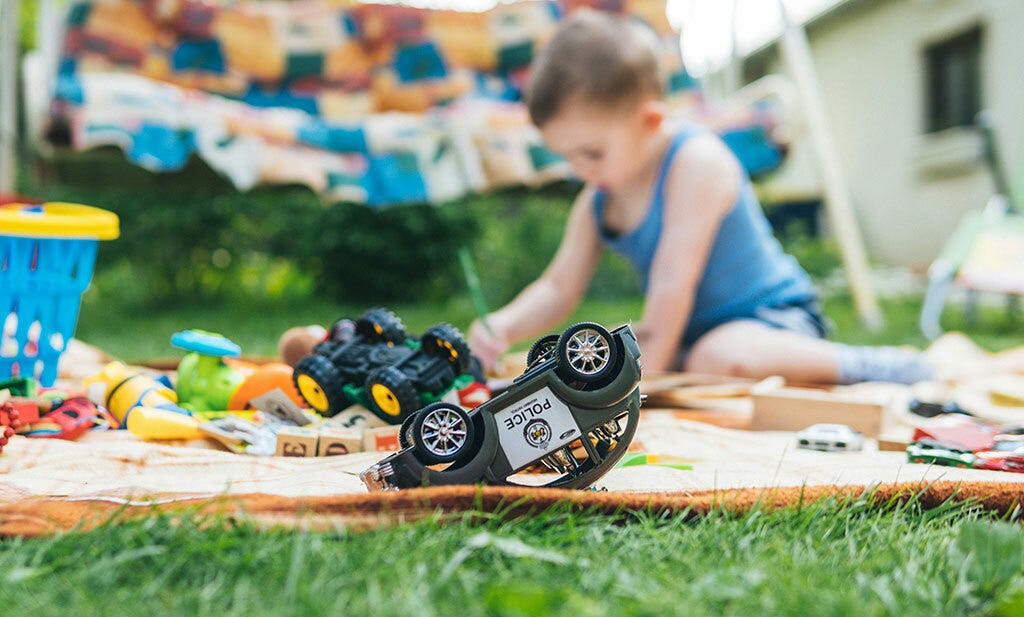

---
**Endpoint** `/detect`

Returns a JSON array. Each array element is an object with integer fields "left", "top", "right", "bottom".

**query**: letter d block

[
  {"left": 275, "top": 426, "right": 319, "bottom": 457},
  {"left": 317, "top": 427, "right": 364, "bottom": 456}
]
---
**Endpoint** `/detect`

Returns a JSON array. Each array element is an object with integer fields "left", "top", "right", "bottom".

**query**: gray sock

[{"left": 836, "top": 344, "right": 933, "bottom": 385}]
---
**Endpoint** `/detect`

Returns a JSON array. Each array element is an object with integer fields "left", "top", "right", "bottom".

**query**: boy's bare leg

[
  {"left": 684, "top": 320, "right": 843, "bottom": 384},
  {"left": 685, "top": 320, "right": 932, "bottom": 385}
]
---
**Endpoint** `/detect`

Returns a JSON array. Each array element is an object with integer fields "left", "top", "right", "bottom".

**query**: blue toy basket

[{"left": 0, "top": 202, "right": 119, "bottom": 386}]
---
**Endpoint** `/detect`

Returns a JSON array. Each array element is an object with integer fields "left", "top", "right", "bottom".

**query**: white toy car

[{"left": 796, "top": 423, "right": 864, "bottom": 452}]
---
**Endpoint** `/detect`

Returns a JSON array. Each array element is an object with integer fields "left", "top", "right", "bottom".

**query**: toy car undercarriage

[
  {"left": 292, "top": 308, "right": 471, "bottom": 422},
  {"left": 360, "top": 322, "right": 643, "bottom": 491}
]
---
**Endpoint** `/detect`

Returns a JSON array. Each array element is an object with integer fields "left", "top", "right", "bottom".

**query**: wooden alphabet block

[
  {"left": 317, "top": 427, "right": 364, "bottom": 456},
  {"left": 322, "top": 405, "right": 389, "bottom": 430},
  {"left": 362, "top": 425, "right": 402, "bottom": 453},
  {"left": 275, "top": 426, "right": 318, "bottom": 457}
]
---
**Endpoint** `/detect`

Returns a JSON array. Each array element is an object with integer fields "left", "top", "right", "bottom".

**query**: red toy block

[{"left": 0, "top": 399, "right": 40, "bottom": 425}]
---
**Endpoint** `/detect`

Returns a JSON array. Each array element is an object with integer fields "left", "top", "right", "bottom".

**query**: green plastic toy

[{"left": 172, "top": 330, "right": 245, "bottom": 412}]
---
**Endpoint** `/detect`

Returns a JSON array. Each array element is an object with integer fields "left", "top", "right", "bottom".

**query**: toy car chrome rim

[
  {"left": 563, "top": 328, "right": 611, "bottom": 376},
  {"left": 296, "top": 374, "right": 329, "bottom": 412},
  {"left": 370, "top": 383, "right": 403, "bottom": 417},
  {"left": 418, "top": 406, "right": 469, "bottom": 457}
]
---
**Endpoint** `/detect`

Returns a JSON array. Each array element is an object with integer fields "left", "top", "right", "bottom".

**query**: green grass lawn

[
  {"left": 75, "top": 292, "right": 647, "bottom": 362},
  {"left": 3, "top": 496, "right": 1024, "bottom": 617},
  {"left": 75, "top": 287, "right": 1024, "bottom": 363}
]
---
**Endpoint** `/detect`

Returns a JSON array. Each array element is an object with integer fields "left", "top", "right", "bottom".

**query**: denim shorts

[
  {"left": 750, "top": 299, "right": 830, "bottom": 339},
  {"left": 675, "top": 300, "right": 830, "bottom": 369}
]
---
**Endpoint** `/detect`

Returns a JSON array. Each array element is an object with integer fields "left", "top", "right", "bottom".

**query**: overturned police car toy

[{"left": 360, "top": 322, "right": 643, "bottom": 491}]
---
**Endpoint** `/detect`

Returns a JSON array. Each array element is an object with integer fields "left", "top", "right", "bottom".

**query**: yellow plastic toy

[
  {"left": 83, "top": 361, "right": 188, "bottom": 424},
  {"left": 0, "top": 202, "right": 120, "bottom": 239},
  {"left": 125, "top": 406, "right": 203, "bottom": 440}
]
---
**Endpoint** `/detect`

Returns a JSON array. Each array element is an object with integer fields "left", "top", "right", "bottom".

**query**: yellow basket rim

[{"left": 0, "top": 202, "right": 120, "bottom": 240}]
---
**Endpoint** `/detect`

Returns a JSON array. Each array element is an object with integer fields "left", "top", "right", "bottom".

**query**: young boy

[{"left": 467, "top": 10, "right": 931, "bottom": 384}]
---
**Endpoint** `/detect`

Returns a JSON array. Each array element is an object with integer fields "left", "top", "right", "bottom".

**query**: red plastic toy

[
  {"left": 0, "top": 401, "right": 22, "bottom": 454},
  {"left": 911, "top": 414, "right": 998, "bottom": 452},
  {"left": 975, "top": 451, "right": 1024, "bottom": 473}
]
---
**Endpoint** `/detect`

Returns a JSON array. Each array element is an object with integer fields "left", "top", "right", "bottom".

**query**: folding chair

[{"left": 920, "top": 113, "right": 1024, "bottom": 339}]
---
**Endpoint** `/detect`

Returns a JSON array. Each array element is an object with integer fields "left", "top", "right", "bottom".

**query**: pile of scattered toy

[
  {"left": 793, "top": 399, "right": 1024, "bottom": 474},
  {"left": 903, "top": 401, "right": 1024, "bottom": 472},
  {"left": 0, "top": 376, "right": 115, "bottom": 444},
  {"left": 0, "top": 309, "right": 646, "bottom": 492}
]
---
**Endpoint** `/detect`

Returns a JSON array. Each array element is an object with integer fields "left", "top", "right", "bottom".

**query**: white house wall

[{"left": 759, "top": 0, "right": 1024, "bottom": 267}]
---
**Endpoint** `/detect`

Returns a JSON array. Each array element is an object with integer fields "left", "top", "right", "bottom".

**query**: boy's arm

[
  {"left": 470, "top": 189, "right": 604, "bottom": 368},
  {"left": 637, "top": 133, "right": 742, "bottom": 372}
]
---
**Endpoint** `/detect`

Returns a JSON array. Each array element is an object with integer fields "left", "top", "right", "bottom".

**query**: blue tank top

[{"left": 593, "top": 127, "right": 817, "bottom": 344}]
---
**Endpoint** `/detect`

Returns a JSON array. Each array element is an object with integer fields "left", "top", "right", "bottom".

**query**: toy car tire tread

[
  {"left": 365, "top": 366, "right": 420, "bottom": 421},
  {"left": 355, "top": 308, "right": 407, "bottom": 345},
  {"left": 527, "top": 334, "right": 560, "bottom": 367},
  {"left": 422, "top": 324, "right": 472, "bottom": 373},
  {"left": 399, "top": 411, "right": 419, "bottom": 449},
  {"left": 292, "top": 354, "right": 347, "bottom": 416}
]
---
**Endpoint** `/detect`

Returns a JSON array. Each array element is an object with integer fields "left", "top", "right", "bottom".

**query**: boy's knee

[
  {"left": 684, "top": 332, "right": 753, "bottom": 378},
  {"left": 279, "top": 325, "right": 326, "bottom": 367}
]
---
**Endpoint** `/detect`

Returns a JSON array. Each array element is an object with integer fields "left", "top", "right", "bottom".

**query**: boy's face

[{"left": 539, "top": 98, "right": 661, "bottom": 192}]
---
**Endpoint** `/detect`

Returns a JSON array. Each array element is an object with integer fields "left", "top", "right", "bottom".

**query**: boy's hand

[{"left": 468, "top": 318, "right": 509, "bottom": 374}]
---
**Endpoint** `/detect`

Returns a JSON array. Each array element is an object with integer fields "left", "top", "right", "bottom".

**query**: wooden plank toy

[{"left": 751, "top": 386, "right": 885, "bottom": 437}]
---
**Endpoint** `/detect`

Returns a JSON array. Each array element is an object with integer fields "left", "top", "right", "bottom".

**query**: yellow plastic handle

[{"left": 0, "top": 202, "right": 120, "bottom": 240}]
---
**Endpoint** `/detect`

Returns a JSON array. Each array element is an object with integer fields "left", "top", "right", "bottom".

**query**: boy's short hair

[{"left": 526, "top": 10, "right": 665, "bottom": 127}]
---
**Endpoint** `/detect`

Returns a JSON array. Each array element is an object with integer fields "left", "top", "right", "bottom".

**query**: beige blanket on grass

[{"left": 3, "top": 332, "right": 1024, "bottom": 506}]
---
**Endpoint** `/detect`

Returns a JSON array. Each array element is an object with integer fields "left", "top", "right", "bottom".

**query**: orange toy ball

[{"left": 228, "top": 363, "right": 307, "bottom": 410}]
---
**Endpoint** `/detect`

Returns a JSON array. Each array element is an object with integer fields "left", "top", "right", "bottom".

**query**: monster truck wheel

[
  {"left": 411, "top": 402, "right": 476, "bottom": 465},
  {"left": 421, "top": 324, "right": 472, "bottom": 373},
  {"left": 355, "top": 308, "right": 407, "bottom": 345},
  {"left": 365, "top": 366, "right": 420, "bottom": 422},
  {"left": 292, "top": 354, "right": 347, "bottom": 416},
  {"left": 556, "top": 322, "right": 619, "bottom": 385},
  {"left": 526, "top": 334, "right": 559, "bottom": 367}
]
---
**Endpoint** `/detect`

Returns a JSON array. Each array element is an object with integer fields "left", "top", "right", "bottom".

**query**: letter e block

[{"left": 275, "top": 426, "right": 318, "bottom": 457}]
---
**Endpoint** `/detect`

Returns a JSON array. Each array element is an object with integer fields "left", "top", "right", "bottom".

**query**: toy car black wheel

[
  {"left": 365, "top": 366, "right": 420, "bottom": 422},
  {"left": 421, "top": 324, "right": 472, "bottom": 373},
  {"left": 293, "top": 354, "right": 347, "bottom": 416},
  {"left": 355, "top": 308, "right": 407, "bottom": 345},
  {"left": 399, "top": 410, "right": 419, "bottom": 449},
  {"left": 556, "top": 322, "right": 619, "bottom": 385},
  {"left": 411, "top": 402, "right": 476, "bottom": 465},
  {"left": 527, "top": 334, "right": 559, "bottom": 367}
]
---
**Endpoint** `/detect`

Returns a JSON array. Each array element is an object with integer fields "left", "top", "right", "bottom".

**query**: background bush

[{"left": 23, "top": 151, "right": 834, "bottom": 312}]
